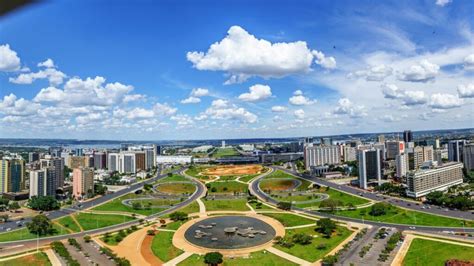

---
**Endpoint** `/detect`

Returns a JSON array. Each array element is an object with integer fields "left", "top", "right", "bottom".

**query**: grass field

[
  {"left": 178, "top": 251, "right": 298, "bottom": 266},
  {"left": 156, "top": 183, "right": 196, "bottom": 194},
  {"left": 211, "top": 147, "right": 239, "bottom": 158},
  {"left": 262, "top": 213, "right": 316, "bottom": 227},
  {"left": 249, "top": 201, "right": 274, "bottom": 210},
  {"left": 151, "top": 231, "right": 183, "bottom": 262},
  {"left": 286, "top": 188, "right": 370, "bottom": 208},
  {"left": 333, "top": 205, "right": 473, "bottom": 227},
  {"left": 203, "top": 198, "right": 250, "bottom": 211},
  {"left": 0, "top": 252, "right": 51, "bottom": 266},
  {"left": 265, "top": 170, "right": 296, "bottom": 179},
  {"left": 0, "top": 224, "right": 66, "bottom": 242},
  {"left": 403, "top": 238, "right": 474, "bottom": 266},
  {"left": 56, "top": 215, "right": 82, "bottom": 232},
  {"left": 91, "top": 193, "right": 167, "bottom": 215},
  {"left": 74, "top": 213, "right": 135, "bottom": 231},
  {"left": 156, "top": 174, "right": 189, "bottom": 183},
  {"left": 275, "top": 225, "right": 353, "bottom": 262},
  {"left": 170, "top": 201, "right": 200, "bottom": 215},
  {"left": 207, "top": 181, "right": 248, "bottom": 194},
  {"left": 239, "top": 173, "right": 263, "bottom": 183}
]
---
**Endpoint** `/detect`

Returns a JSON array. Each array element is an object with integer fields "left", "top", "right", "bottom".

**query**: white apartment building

[
  {"left": 304, "top": 145, "right": 341, "bottom": 170},
  {"left": 156, "top": 155, "right": 192, "bottom": 164},
  {"left": 406, "top": 162, "right": 463, "bottom": 198}
]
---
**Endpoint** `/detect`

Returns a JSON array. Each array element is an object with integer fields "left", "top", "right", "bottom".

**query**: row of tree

[{"left": 425, "top": 191, "right": 473, "bottom": 211}]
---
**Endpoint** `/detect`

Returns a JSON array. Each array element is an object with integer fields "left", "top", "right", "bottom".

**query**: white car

[{"left": 409, "top": 226, "right": 416, "bottom": 230}]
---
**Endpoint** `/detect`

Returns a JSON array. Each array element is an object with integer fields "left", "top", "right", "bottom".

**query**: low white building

[
  {"left": 239, "top": 144, "right": 255, "bottom": 152},
  {"left": 120, "top": 176, "right": 137, "bottom": 184},
  {"left": 156, "top": 155, "right": 192, "bottom": 164},
  {"left": 192, "top": 145, "right": 214, "bottom": 153}
]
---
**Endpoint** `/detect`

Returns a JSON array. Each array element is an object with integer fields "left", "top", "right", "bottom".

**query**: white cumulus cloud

[
  {"left": 0, "top": 44, "right": 21, "bottom": 72},
  {"left": 294, "top": 109, "right": 305, "bottom": 119},
  {"left": 238, "top": 84, "right": 272, "bottom": 102},
  {"left": 381, "top": 84, "right": 427, "bottom": 105},
  {"left": 464, "top": 54, "right": 474, "bottom": 70},
  {"left": 457, "top": 83, "right": 474, "bottom": 98},
  {"left": 397, "top": 60, "right": 439, "bottom": 82},
  {"left": 429, "top": 93, "right": 463, "bottom": 109},
  {"left": 10, "top": 67, "right": 67, "bottom": 86},
  {"left": 348, "top": 64, "right": 393, "bottom": 81},
  {"left": 289, "top": 90, "right": 316, "bottom": 105},
  {"left": 37, "top": 58, "right": 56, "bottom": 68},
  {"left": 271, "top": 105, "right": 288, "bottom": 112},
  {"left": 435, "top": 0, "right": 452, "bottom": 6},
  {"left": 333, "top": 98, "right": 367, "bottom": 118}
]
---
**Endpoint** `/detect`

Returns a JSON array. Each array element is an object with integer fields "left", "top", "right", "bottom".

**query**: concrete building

[
  {"left": 386, "top": 141, "right": 405, "bottom": 160},
  {"left": 304, "top": 145, "right": 340, "bottom": 170},
  {"left": 192, "top": 145, "right": 214, "bottom": 153},
  {"left": 144, "top": 149, "right": 155, "bottom": 170},
  {"left": 377, "top": 135, "right": 385, "bottom": 144},
  {"left": 395, "top": 153, "right": 408, "bottom": 178},
  {"left": 72, "top": 167, "right": 94, "bottom": 199},
  {"left": 260, "top": 153, "right": 303, "bottom": 163},
  {"left": 28, "top": 152, "right": 40, "bottom": 163},
  {"left": 408, "top": 146, "right": 433, "bottom": 170},
  {"left": 67, "top": 156, "right": 86, "bottom": 169},
  {"left": 320, "top": 137, "right": 332, "bottom": 146},
  {"left": 0, "top": 159, "right": 25, "bottom": 194},
  {"left": 463, "top": 144, "right": 474, "bottom": 171},
  {"left": 358, "top": 149, "right": 382, "bottom": 189},
  {"left": 108, "top": 153, "right": 119, "bottom": 172},
  {"left": 156, "top": 155, "right": 192, "bottom": 164},
  {"left": 29, "top": 169, "right": 56, "bottom": 198},
  {"left": 406, "top": 162, "right": 463, "bottom": 198},
  {"left": 403, "top": 130, "right": 413, "bottom": 143},
  {"left": 93, "top": 152, "right": 107, "bottom": 169},
  {"left": 40, "top": 157, "right": 65, "bottom": 188},
  {"left": 448, "top": 140, "right": 466, "bottom": 162},
  {"left": 343, "top": 146, "right": 357, "bottom": 162}
]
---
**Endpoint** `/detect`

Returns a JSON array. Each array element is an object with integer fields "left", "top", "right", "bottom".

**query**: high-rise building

[
  {"left": 377, "top": 134, "right": 385, "bottom": 144},
  {"left": 395, "top": 153, "right": 408, "bottom": 178},
  {"left": 463, "top": 144, "right": 474, "bottom": 171},
  {"left": 120, "top": 152, "right": 136, "bottom": 173},
  {"left": 72, "top": 167, "right": 94, "bottom": 199},
  {"left": 403, "top": 130, "right": 413, "bottom": 143},
  {"left": 448, "top": 140, "right": 466, "bottom": 162},
  {"left": 0, "top": 159, "right": 25, "bottom": 193},
  {"left": 29, "top": 169, "right": 56, "bottom": 198},
  {"left": 406, "top": 162, "right": 463, "bottom": 198},
  {"left": 304, "top": 145, "right": 340, "bottom": 170},
  {"left": 93, "top": 152, "right": 107, "bottom": 169},
  {"left": 221, "top": 140, "right": 226, "bottom": 148},
  {"left": 434, "top": 138, "right": 440, "bottom": 149},
  {"left": 74, "top": 148, "right": 83, "bottom": 156},
  {"left": 358, "top": 149, "right": 382, "bottom": 189},
  {"left": 135, "top": 152, "right": 146, "bottom": 171},
  {"left": 145, "top": 149, "right": 155, "bottom": 170},
  {"left": 28, "top": 152, "right": 40, "bottom": 163},
  {"left": 343, "top": 146, "right": 357, "bottom": 162},
  {"left": 40, "top": 157, "right": 65, "bottom": 188},
  {"left": 320, "top": 137, "right": 332, "bottom": 146},
  {"left": 386, "top": 141, "right": 405, "bottom": 160},
  {"left": 108, "top": 153, "right": 119, "bottom": 172}
]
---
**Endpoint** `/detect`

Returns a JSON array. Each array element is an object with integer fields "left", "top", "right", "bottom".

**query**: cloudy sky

[{"left": 0, "top": 0, "right": 473, "bottom": 140}]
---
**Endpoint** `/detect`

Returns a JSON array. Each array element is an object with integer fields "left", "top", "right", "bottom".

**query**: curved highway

[
  {"left": 0, "top": 166, "right": 207, "bottom": 252},
  {"left": 249, "top": 166, "right": 474, "bottom": 233}
]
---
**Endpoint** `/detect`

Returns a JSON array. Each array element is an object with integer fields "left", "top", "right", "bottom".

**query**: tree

[
  {"left": 169, "top": 211, "right": 188, "bottom": 221},
  {"left": 204, "top": 252, "right": 223, "bottom": 266},
  {"left": 28, "top": 196, "right": 59, "bottom": 211},
  {"left": 95, "top": 183, "right": 108, "bottom": 195},
  {"left": 277, "top": 201, "right": 292, "bottom": 211},
  {"left": 27, "top": 214, "right": 53, "bottom": 236},
  {"left": 147, "top": 230, "right": 155, "bottom": 235},
  {"left": 292, "top": 233, "right": 312, "bottom": 245},
  {"left": 316, "top": 218, "right": 336, "bottom": 238},
  {"left": 369, "top": 202, "right": 390, "bottom": 216},
  {"left": 319, "top": 199, "right": 343, "bottom": 212},
  {"left": 83, "top": 235, "right": 91, "bottom": 243},
  {"left": 132, "top": 202, "right": 142, "bottom": 210},
  {"left": 321, "top": 255, "right": 338, "bottom": 265},
  {"left": 0, "top": 214, "right": 9, "bottom": 222},
  {"left": 8, "top": 201, "right": 20, "bottom": 212}
]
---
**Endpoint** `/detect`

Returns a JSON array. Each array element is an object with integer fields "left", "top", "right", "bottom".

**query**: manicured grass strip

[
  {"left": 207, "top": 181, "right": 248, "bottom": 194},
  {"left": 203, "top": 198, "right": 250, "bottom": 211},
  {"left": 403, "top": 238, "right": 474, "bottom": 266},
  {"left": 0, "top": 252, "right": 51, "bottom": 266},
  {"left": 74, "top": 213, "right": 135, "bottom": 231},
  {"left": 265, "top": 169, "right": 296, "bottom": 179},
  {"left": 156, "top": 183, "right": 196, "bottom": 194},
  {"left": 250, "top": 201, "right": 274, "bottom": 210},
  {"left": 151, "top": 231, "right": 183, "bottom": 262},
  {"left": 332, "top": 205, "right": 474, "bottom": 228},
  {"left": 171, "top": 201, "right": 200, "bottom": 215},
  {"left": 211, "top": 147, "right": 240, "bottom": 158},
  {"left": 0, "top": 224, "right": 66, "bottom": 242},
  {"left": 239, "top": 173, "right": 262, "bottom": 183},
  {"left": 156, "top": 174, "right": 188, "bottom": 183},
  {"left": 177, "top": 251, "right": 298, "bottom": 265},
  {"left": 262, "top": 213, "right": 316, "bottom": 227},
  {"left": 56, "top": 215, "right": 82, "bottom": 233},
  {"left": 275, "top": 225, "right": 352, "bottom": 262},
  {"left": 92, "top": 193, "right": 167, "bottom": 215}
]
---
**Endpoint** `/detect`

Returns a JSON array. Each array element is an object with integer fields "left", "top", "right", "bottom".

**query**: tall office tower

[
  {"left": 463, "top": 144, "right": 474, "bottom": 171},
  {"left": 48, "top": 147, "right": 62, "bottom": 157},
  {"left": 120, "top": 152, "right": 136, "bottom": 173},
  {"left": 304, "top": 137, "right": 314, "bottom": 146},
  {"left": 93, "top": 152, "right": 107, "bottom": 169},
  {"left": 411, "top": 146, "right": 424, "bottom": 170},
  {"left": 304, "top": 145, "right": 341, "bottom": 170},
  {"left": 108, "top": 153, "right": 119, "bottom": 172},
  {"left": 395, "top": 153, "right": 408, "bottom": 178},
  {"left": 448, "top": 140, "right": 466, "bottom": 162},
  {"left": 386, "top": 141, "right": 405, "bottom": 160},
  {"left": 434, "top": 138, "right": 440, "bottom": 149},
  {"left": 358, "top": 149, "right": 382, "bottom": 189},
  {"left": 405, "top": 142, "right": 415, "bottom": 150},
  {"left": 423, "top": 145, "right": 434, "bottom": 162},
  {"left": 84, "top": 154, "right": 94, "bottom": 168},
  {"left": 29, "top": 169, "right": 56, "bottom": 198},
  {"left": 40, "top": 157, "right": 65, "bottom": 188},
  {"left": 145, "top": 149, "right": 155, "bottom": 170},
  {"left": 377, "top": 134, "right": 385, "bottom": 143},
  {"left": 406, "top": 162, "right": 463, "bottom": 198},
  {"left": 74, "top": 148, "right": 83, "bottom": 156},
  {"left": 155, "top": 145, "right": 161, "bottom": 156},
  {"left": 343, "top": 146, "right": 357, "bottom": 162},
  {"left": 403, "top": 130, "right": 413, "bottom": 143},
  {"left": 68, "top": 156, "right": 86, "bottom": 169},
  {"left": 373, "top": 143, "right": 387, "bottom": 160},
  {"left": 320, "top": 137, "right": 332, "bottom": 146},
  {"left": 0, "top": 159, "right": 25, "bottom": 193},
  {"left": 135, "top": 152, "right": 146, "bottom": 171},
  {"left": 221, "top": 140, "right": 226, "bottom": 148},
  {"left": 72, "top": 167, "right": 94, "bottom": 199},
  {"left": 121, "top": 143, "right": 131, "bottom": 151},
  {"left": 28, "top": 152, "right": 40, "bottom": 163}
]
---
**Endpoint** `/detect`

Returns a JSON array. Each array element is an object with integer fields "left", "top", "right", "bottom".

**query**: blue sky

[{"left": 0, "top": 0, "right": 473, "bottom": 140}]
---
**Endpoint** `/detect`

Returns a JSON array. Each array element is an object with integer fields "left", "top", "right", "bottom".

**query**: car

[
  {"left": 409, "top": 226, "right": 416, "bottom": 230},
  {"left": 6, "top": 228, "right": 11, "bottom": 232},
  {"left": 407, "top": 203, "right": 411, "bottom": 206}
]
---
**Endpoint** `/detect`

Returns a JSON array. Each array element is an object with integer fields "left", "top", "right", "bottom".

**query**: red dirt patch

[
  {"left": 203, "top": 164, "right": 263, "bottom": 176},
  {"left": 140, "top": 233, "right": 163, "bottom": 265}
]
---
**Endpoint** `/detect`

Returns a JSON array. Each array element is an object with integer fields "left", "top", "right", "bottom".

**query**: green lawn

[
  {"left": 262, "top": 213, "right": 316, "bottom": 227},
  {"left": 249, "top": 201, "right": 274, "bottom": 210},
  {"left": 167, "top": 201, "right": 200, "bottom": 216},
  {"left": 239, "top": 173, "right": 263, "bottom": 183},
  {"left": 207, "top": 181, "right": 248, "bottom": 194},
  {"left": 165, "top": 220, "right": 187, "bottom": 230},
  {"left": 0, "top": 252, "right": 51, "bottom": 266},
  {"left": 56, "top": 215, "right": 82, "bottom": 232},
  {"left": 211, "top": 147, "right": 239, "bottom": 158},
  {"left": 275, "top": 225, "right": 353, "bottom": 262},
  {"left": 265, "top": 169, "right": 296, "bottom": 179},
  {"left": 289, "top": 188, "right": 369, "bottom": 208},
  {"left": 156, "top": 174, "right": 189, "bottom": 183},
  {"left": 203, "top": 198, "right": 250, "bottom": 211},
  {"left": 0, "top": 224, "right": 66, "bottom": 242},
  {"left": 156, "top": 183, "right": 196, "bottom": 194},
  {"left": 185, "top": 166, "right": 210, "bottom": 179},
  {"left": 403, "top": 238, "right": 474, "bottom": 266},
  {"left": 178, "top": 251, "right": 298, "bottom": 266},
  {"left": 332, "top": 205, "right": 474, "bottom": 227},
  {"left": 151, "top": 231, "right": 183, "bottom": 262},
  {"left": 91, "top": 193, "right": 167, "bottom": 215},
  {"left": 74, "top": 213, "right": 135, "bottom": 231}
]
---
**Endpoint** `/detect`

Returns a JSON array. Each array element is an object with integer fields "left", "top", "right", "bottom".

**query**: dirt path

[
  {"left": 106, "top": 226, "right": 154, "bottom": 266},
  {"left": 70, "top": 214, "right": 84, "bottom": 232},
  {"left": 266, "top": 246, "right": 312, "bottom": 266},
  {"left": 141, "top": 234, "right": 162, "bottom": 266}
]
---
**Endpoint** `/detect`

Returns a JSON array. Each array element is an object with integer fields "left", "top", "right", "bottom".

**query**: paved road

[
  {"left": 0, "top": 166, "right": 207, "bottom": 252},
  {"left": 276, "top": 167, "right": 474, "bottom": 221},
  {"left": 249, "top": 166, "right": 474, "bottom": 233}
]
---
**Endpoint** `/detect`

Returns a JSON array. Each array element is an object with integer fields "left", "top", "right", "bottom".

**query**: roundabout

[{"left": 173, "top": 214, "right": 285, "bottom": 255}]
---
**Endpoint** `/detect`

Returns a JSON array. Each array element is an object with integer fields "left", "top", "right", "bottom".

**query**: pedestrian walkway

[
  {"left": 45, "top": 249, "right": 62, "bottom": 266},
  {"left": 70, "top": 214, "right": 84, "bottom": 232},
  {"left": 266, "top": 247, "right": 312, "bottom": 266},
  {"left": 163, "top": 251, "right": 193, "bottom": 266}
]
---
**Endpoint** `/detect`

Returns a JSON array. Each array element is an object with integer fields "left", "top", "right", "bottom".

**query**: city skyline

[{"left": 1, "top": 0, "right": 474, "bottom": 141}]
